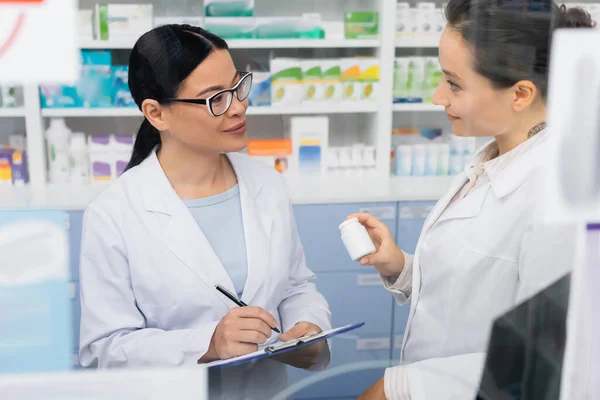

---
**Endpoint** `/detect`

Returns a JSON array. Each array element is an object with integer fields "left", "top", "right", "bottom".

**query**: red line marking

[{"left": 0, "top": 13, "right": 26, "bottom": 60}]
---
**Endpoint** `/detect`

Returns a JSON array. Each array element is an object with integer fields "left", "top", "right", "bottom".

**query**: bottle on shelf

[
  {"left": 70, "top": 133, "right": 90, "bottom": 184},
  {"left": 46, "top": 118, "right": 72, "bottom": 184}
]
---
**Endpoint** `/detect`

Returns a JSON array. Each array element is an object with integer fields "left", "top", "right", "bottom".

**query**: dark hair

[
  {"left": 125, "top": 24, "right": 228, "bottom": 171},
  {"left": 444, "top": 0, "right": 593, "bottom": 99}
]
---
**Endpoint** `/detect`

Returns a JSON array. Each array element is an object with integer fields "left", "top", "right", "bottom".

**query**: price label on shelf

[{"left": 0, "top": 0, "right": 78, "bottom": 83}]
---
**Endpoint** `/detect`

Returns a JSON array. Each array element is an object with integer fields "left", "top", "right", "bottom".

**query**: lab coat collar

[
  {"left": 429, "top": 131, "right": 548, "bottom": 228},
  {"left": 140, "top": 150, "right": 263, "bottom": 214},
  {"left": 137, "top": 150, "right": 271, "bottom": 305},
  {"left": 487, "top": 131, "right": 548, "bottom": 199}
]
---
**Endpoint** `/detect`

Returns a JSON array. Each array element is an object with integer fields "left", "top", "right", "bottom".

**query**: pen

[{"left": 215, "top": 284, "right": 281, "bottom": 333}]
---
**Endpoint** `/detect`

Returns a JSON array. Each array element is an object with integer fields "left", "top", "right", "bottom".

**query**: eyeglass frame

[{"left": 163, "top": 71, "right": 253, "bottom": 117}]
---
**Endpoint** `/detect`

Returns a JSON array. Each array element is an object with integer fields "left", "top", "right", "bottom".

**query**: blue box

[
  {"left": 111, "top": 65, "right": 135, "bottom": 107},
  {"left": 39, "top": 85, "right": 84, "bottom": 108},
  {"left": 78, "top": 50, "right": 113, "bottom": 108},
  {"left": 248, "top": 72, "right": 271, "bottom": 107}
]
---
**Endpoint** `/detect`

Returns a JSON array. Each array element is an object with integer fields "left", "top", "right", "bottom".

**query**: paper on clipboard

[{"left": 203, "top": 322, "right": 364, "bottom": 369}]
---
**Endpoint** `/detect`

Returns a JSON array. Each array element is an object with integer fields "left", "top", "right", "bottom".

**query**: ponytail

[{"left": 125, "top": 118, "right": 161, "bottom": 171}]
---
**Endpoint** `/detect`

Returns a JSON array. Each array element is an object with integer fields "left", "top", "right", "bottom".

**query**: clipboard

[{"left": 204, "top": 322, "right": 365, "bottom": 369}]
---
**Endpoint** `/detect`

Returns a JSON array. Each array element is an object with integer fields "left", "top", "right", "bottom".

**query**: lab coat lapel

[
  {"left": 421, "top": 173, "right": 468, "bottom": 234},
  {"left": 227, "top": 153, "right": 272, "bottom": 305},
  {"left": 140, "top": 152, "right": 235, "bottom": 309},
  {"left": 164, "top": 202, "right": 237, "bottom": 301},
  {"left": 239, "top": 184, "right": 272, "bottom": 304}
]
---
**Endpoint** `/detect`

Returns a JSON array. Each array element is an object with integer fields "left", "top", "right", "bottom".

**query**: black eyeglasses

[{"left": 164, "top": 71, "right": 253, "bottom": 116}]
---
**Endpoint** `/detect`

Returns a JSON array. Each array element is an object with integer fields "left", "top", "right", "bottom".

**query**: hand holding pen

[{"left": 200, "top": 285, "right": 281, "bottom": 362}]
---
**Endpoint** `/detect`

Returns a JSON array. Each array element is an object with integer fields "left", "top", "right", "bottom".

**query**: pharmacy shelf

[
  {"left": 0, "top": 108, "right": 26, "bottom": 118},
  {"left": 230, "top": 38, "right": 381, "bottom": 49},
  {"left": 79, "top": 38, "right": 381, "bottom": 50},
  {"left": 248, "top": 103, "right": 379, "bottom": 115},
  {"left": 41, "top": 104, "right": 380, "bottom": 118},
  {"left": 0, "top": 176, "right": 455, "bottom": 210},
  {"left": 41, "top": 108, "right": 141, "bottom": 118},
  {"left": 395, "top": 35, "right": 440, "bottom": 48},
  {"left": 392, "top": 104, "right": 445, "bottom": 112}
]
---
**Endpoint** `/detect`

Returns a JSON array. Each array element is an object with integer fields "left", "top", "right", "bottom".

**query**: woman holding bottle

[{"left": 355, "top": 0, "right": 591, "bottom": 398}]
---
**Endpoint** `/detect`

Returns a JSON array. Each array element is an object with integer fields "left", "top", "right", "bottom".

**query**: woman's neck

[
  {"left": 157, "top": 143, "right": 237, "bottom": 200},
  {"left": 494, "top": 108, "right": 547, "bottom": 156}
]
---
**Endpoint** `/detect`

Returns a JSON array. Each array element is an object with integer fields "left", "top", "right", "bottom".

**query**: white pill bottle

[{"left": 339, "top": 218, "right": 376, "bottom": 261}]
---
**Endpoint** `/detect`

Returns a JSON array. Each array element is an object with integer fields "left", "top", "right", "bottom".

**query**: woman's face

[
  {"left": 432, "top": 26, "right": 515, "bottom": 137},
  {"left": 164, "top": 49, "right": 249, "bottom": 154}
]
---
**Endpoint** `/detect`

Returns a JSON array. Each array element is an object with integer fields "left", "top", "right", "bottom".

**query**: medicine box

[
  {"left": 205, "top": 0, "right": 254, "bottom": 17},
  {"left": 203, "top": 17, "right": 256, "bottom": 39},
  {"left": 290, "top": 116, "right": 329, "bottom": 176},
  {"left": 416, "top": 3, "right": 436, "bottom": 35},
  {"left": 95, "top": 4, "right": 154, "bottom": 41},
  {"left": 247, "top": 71, "right": 271, "bottom": 107},
  {"left": 79, "top": 50, "right": 113, "bottom": 108},
  {"left": 344, "top": 12, "right": 379, "bottom": 39},
  {"left": 247, "top": 139, "right": 292, "bottom": 176},
  {"left": 270, "top": 58, "right": 303, "bottom": 106}
]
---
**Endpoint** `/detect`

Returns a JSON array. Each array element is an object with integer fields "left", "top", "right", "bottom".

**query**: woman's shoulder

[{"left": 84, "top": 167, "right": 142, "bottom": 218}]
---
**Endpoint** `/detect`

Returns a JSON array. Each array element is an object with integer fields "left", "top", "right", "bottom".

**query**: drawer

[
  {"left": 315, "top": 272, "right": 394, "bottom": 335},
  {"left": 68, "top": 211, "right": 84, "bottom": 281},
  {"left": 288, "top": 332, "right": 392, "bottom": 399},
  {"left": 396, "top": 201, "right": 435, "bottom": 253},
  {"left": 294, "top": 203, "right": 397, "bottom": 273}
]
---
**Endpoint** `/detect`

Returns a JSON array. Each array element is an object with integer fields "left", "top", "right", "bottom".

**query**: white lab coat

[
  {"left": 384, "top": 134, "right": 577, "bottom": 398},
  {"left": 78, "top": 151, "right": 332, "bottom": 399}
]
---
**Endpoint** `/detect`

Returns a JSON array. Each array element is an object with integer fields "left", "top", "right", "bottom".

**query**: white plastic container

[
  {"left": 46, "top": 118, "right": 72, "bottom": 183},
  {"left": 112, "top": 135, "right": 134, "bottom": 178},
  {"left": 363, "top": 145, "right": 377, "bottom": 176},
  {"left": 338, "top": 146, "right": 352, "bottom": 176},
  {"left": 412, "top": 144, "right": 426, "bottom": 176},
  {"left": 327, "top": 147, "right": 340, "bottom": 177},
  {"left": 394, "top": 145, "right": 412, "bottom": 176},
  {"left": 424, "top": 144, "right": 439, "bottom": 176},
  {"left": 437, "top": 143, "right": 450, "bottom": 175},
  {"left": 339, "top": 218, "right": 376, "bottom": 261},
  {"left": 88, "top": 136, "right": 113, "bottom": 182},
  {"left": 351, "top": 144, "right": 365, "bottom": 176},
  {"left": 69, "top": 133, "right": 89, "bottom": 184}
]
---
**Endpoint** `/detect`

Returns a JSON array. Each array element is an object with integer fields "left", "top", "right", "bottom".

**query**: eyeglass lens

[{"left": 210, "top": 74, "right": 253, "bottom": 116}]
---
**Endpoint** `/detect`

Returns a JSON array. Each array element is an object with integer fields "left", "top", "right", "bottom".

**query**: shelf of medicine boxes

[
  {"left": 0, "top": 176, "right": 455, "bottom": 210},
  {"left": 392, "top": 104, "right": 444, "bottom": 112},
  {"left": 40, "top": 103, "right": 381, "bottom": 118},
  {"left": 79, "top": 38, "right": 381, "bottom": 50},
  {"left": 395, "top": 35, "right": 440, "bottom": 48},
  {"left": 0, "top": 108, "right": 26, "bottom": 118}
]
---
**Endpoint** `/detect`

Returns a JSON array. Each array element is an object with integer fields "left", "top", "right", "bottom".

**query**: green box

[{"left": 344, "top": 12, "right": 379, "bottom": 39}]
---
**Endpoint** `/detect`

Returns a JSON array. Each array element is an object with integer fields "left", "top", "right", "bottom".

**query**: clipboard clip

[{"left": 264, "top": 330, "right": 324, "bottom": 354}]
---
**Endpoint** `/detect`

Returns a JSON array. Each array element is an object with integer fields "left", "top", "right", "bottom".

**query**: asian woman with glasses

[{"left": 78, "top": 25, "right": 331, "bottom": 399}]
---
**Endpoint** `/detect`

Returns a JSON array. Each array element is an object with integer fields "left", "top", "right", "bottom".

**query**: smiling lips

[
  {"left": 446, "top": 112, "right": 460, "bottom": 121},
  {"left": 224, "top": 121, "right": 246, "bottom": 135}
]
